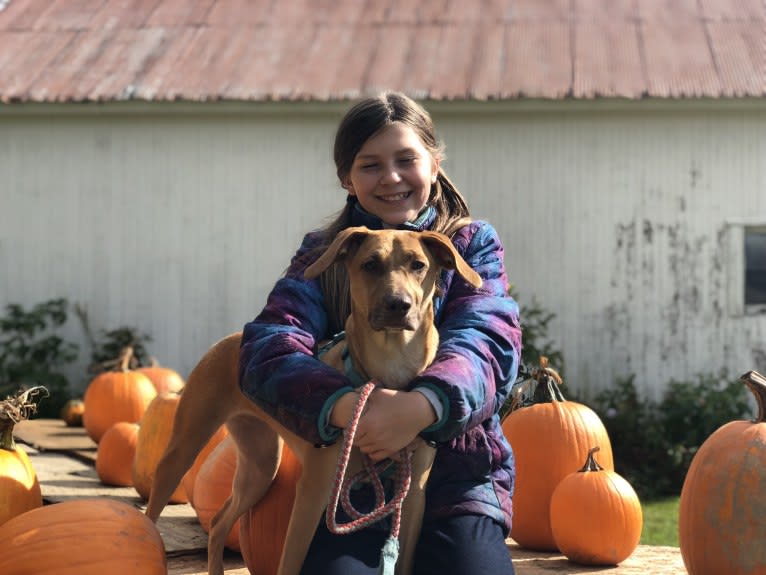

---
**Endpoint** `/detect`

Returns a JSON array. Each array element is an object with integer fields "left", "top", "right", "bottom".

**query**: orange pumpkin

[
  {"left": 679, "top": 370, "right": 766, "bottom": 575},
  {"left": 137, "top": 359, "right": 185, "bottom": 394},
  {"left": 240, "top": 444, "right": 302, "bottom": 575},
  {"left": 193, "top": 435, "right": 241, "bottom": 551},
  {"left": 550, "top": 446, "right": 642, "bottom": 565},
  {"left": 96, "top": 421, "right": 140, "bottom": 487},
  {"left": 502, "top": 357, "right": 614, "bottom": 551},
  {"left": 0, "top": 388, "right": 45, "bottom": 526},
  {"left": 132, "top": 392, "right": 187, "bottom": 503},
  {"left": 182, "top": 424, "right": 229, "bottom": 508},
  {"left": 59, "top": 398, "right": 85, "bottom": 427},
  {"left": 0, "top": 498, "right": 166, "bottom": 575},
  {"left": 83, "top": 349, "right": 157, "bottom": 444}
]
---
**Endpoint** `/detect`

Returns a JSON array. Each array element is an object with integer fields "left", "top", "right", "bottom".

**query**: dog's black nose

[{"left": 383, "top": 294, "right": 411, "bottom": 316}]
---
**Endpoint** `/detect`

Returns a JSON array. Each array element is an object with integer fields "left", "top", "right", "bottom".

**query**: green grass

[{"left": 640, "top": 497, "right": 680, "bottom": 547}]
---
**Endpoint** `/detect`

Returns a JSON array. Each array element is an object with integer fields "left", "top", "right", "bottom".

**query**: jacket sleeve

[
  {"left": 412, "top": 221, "right": 522, "bottom": 444},
  {"left": 238, "top": 233, "right": 354, "bottom": 445}
]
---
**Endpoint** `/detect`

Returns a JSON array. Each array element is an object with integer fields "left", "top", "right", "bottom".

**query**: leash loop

[{"left": 325, "top": 381, "right": 413, "bottom": 539}]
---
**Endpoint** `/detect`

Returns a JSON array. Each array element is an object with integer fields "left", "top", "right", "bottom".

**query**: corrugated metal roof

[{"left": 0, "top": 0, "right": 763, "bottom": 103}]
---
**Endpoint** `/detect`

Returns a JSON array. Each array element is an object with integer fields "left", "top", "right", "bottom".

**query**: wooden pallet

[{"left": 13, "top": 419, "right": 687, "bottom": 575}]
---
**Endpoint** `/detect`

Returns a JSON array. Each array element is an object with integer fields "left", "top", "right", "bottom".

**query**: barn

[{"left": 1, "top": 0, "right": 764, "bottom": 398}]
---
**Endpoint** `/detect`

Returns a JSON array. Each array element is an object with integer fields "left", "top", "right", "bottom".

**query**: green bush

[
  {"left": 588, "top": 371, "right": 753, "bottom": 499},
  {"left": 0, "top": 298, "right": 79, "bottom": 418}
]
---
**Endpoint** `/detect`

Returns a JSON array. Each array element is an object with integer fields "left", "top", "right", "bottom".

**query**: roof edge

[{"left": 0, "top": 97, "right": 764, "bottom": 117}]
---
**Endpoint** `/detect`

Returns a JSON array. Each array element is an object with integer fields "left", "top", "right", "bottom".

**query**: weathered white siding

[{"left": 1, "top": 101, "right": 765, "bottom": 398}]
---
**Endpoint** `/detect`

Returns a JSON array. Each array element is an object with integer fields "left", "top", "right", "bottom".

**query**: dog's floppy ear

[
  {"left": 304, "top": 226, "right": 371, "bottom": 280},
  {"left": 420, "top": 231, "right": 482, "bottom": 289}
]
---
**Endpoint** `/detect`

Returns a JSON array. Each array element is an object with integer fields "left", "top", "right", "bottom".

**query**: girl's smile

[{"left": 345, "top": 123, "right": 439, "bottom": 226}]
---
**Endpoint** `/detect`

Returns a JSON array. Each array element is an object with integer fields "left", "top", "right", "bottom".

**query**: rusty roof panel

[
  {"left": 574, "top": 20, "right": 646, "bottom": 99},
  {"left": 0, "top": 0, "right": 763, "bottom": 103},
  {"left": 466, "top": 23, "right": 506, "bottom": 100},
  {"left": 641, "top": 18, "right": 723, "bottom": 97},
  {"left": 0, "top": 31, "right": 76, "bottom": 101},
  {"left": 399, "top": 24, "right": 443, "bottom": 98},
  {"left": 144, "top": 0, "right": 217, "bottom": 27},
  {"left": 88, "top": 0, "right": 164, "bottom": 30},
  {"left": 707, "top": 21, "right": 764, "bottom": 96},
  {"left": 700, "top": 0, "right": 763, "bottom": 19},
  {"left": 30, "top": 0, "right": 109, "bottom": 31},
  {"left": 0, "top": 0, "right": 51, "bottom": 30},
  {"left": 504, "top": 21, "right": 572, "bottom": 99},
  {"left": 507, "top": 0, "right": 570, "bottom": 21}
]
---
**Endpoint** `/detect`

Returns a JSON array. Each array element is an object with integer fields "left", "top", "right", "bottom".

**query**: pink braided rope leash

[{"left": 325, "top": 381, "right": 413, "bottom": 540}]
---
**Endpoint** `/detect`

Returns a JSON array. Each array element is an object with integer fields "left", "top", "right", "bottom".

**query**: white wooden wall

[{"left": 1, "top": 100, "right": 764, "bottom": 398}]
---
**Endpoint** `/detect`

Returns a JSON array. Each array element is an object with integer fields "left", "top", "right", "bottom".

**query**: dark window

[{"left": 745, "top": 227, "right": 766, "bottom": 305}]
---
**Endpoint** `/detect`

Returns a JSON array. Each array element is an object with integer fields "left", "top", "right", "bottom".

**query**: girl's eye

[
  {"left": 410, "top": 260, "right": 426, "bottom": 271},
  {"left": 398, "top": 157, "right": 416, "bottom": 165},
  {"left": 361, "top": 163, "right": 379, "bottom": 170}
]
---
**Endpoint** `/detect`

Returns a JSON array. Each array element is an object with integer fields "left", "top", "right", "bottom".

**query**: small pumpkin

[
  {"left": 137, "top": 358, "right": 185, "bottom": 394},
  {"left": 501, "top": 357, "right": 614, "bottom": 551},
  {"left": 0, "top": 498, "right": 167, "bottom": 575},
  {"left": 96, "top": 421, "right": 140, "bottom": 487},
  {"left": 193, "top": 435, "right": 240, "bottom": 551},
  {"left": 132, "top": 391, "right": 187, "bottom": 503},
  {"left": 83, "top": 347, "right": 157, "bottom": 444},
  {"left": 550, "top": 446, "right": 642, "bottom": 565},
  {"left": 182, "top": 424, "right": 229, "bottom": 508},
  {"left": 240, "top": 443, "right": 302, "bottom": 575},
  {"left": 679, "top": 370, "right": 766, "bottom": 575},
  {"left": 0, "top": 387, "right": 46, "bottom": 527},
  {"left": 59, "top": 398, "right": 85, "bottom": 427}
]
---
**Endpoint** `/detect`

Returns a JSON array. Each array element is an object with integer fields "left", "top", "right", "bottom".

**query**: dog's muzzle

[{"left": 369, "top": 294, "right": 417, "bottom": 330}]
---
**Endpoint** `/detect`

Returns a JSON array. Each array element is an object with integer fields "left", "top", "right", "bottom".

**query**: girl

[{"left": 239, "top": 91, "right": 521, "bottom": 574}]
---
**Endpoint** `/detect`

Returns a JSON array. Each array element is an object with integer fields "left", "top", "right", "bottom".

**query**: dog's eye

[
  {"left": 362, "top": 260, "right": 381, "bottom": 274},
  {"left": 410, "top": 260, "right": 426, "bottom": 272}
]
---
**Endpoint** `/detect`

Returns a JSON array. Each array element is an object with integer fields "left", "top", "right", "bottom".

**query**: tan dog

[{"left": 145, "top": 226, "right": 482, "bottom": 575}]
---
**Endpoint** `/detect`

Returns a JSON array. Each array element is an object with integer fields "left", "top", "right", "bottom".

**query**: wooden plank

[{"left": 14, "top": 418, "right": 97, "bottom": 463}]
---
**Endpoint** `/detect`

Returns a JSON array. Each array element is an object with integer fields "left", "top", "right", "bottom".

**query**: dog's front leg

[{"left": 396, "top": 444, "right": 436, "bottom": 575}]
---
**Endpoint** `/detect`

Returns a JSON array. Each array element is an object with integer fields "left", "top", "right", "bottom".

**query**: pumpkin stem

[
  {"left": 0, "top": 386, "right": 49, "bottom": 451},
  {"left": 119, "top": 346, "right": 135, "bottom": 371},
  {"left": 579, "top": 446, "right": 605, "bottom": 472},
  {"left": 740, "top": 370, "right": 766, "bottom": 423},
  {"left": 509, "top": 356, "right": 566, "bottom": 412}
]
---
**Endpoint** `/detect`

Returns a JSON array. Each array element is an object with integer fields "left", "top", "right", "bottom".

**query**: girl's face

[{"left": 345, "top": 123, "right": 440, "bottom": 226}]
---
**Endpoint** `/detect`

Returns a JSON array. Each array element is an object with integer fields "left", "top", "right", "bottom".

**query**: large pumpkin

[
  {"left": 0, "top": 498, "right": 166, "bottom": 575},
  {"left": 193, "top": 435, "right": 240, "bottom": 551},
  {"left": 240, "top": 443, "right": 302, "bottom": 575},
  {"left": 132, "top": 391, "right": 187, "bottom": 503},
  {"left": 550, "top": 446, "right": 642, "bottom": 565},
  {"left": 137, "top": 360, "right": 185, "bottom": 395},
  {"left": 679, "top": 370, "right": 766, "bottom": 575},
  {"left": 83, "top": 348, "right": 157, "bottom": 444},
  {"left": 501, "top": 357, "right": 614, "bottom": 551},
  {"left": 96, "top": 421, "right": 140, "bottom": 487},
  {"left": 0, "top": 388, "right": 45, "bottom": 527}
]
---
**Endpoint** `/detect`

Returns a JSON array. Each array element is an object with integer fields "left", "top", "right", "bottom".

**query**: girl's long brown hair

[{"left": 319, "top": 92, "right": 472, "bottom": 334}]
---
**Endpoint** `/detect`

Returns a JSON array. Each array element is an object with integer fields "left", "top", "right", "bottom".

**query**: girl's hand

[{"left": 353, "top": 388, "right": 437, "bottom": 462}]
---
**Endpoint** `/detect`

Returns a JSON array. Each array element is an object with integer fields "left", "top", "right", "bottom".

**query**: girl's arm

[
  {"left": 238, "top": 234, "right": 355, "bottom": 445},
  {"left": 411, "top": 220, "right": 522, "bottom": 443}
]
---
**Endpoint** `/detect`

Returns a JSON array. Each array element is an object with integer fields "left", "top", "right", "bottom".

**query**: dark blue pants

[{"left": 300, "top": 514, "right": 516, "bottom": 575}]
